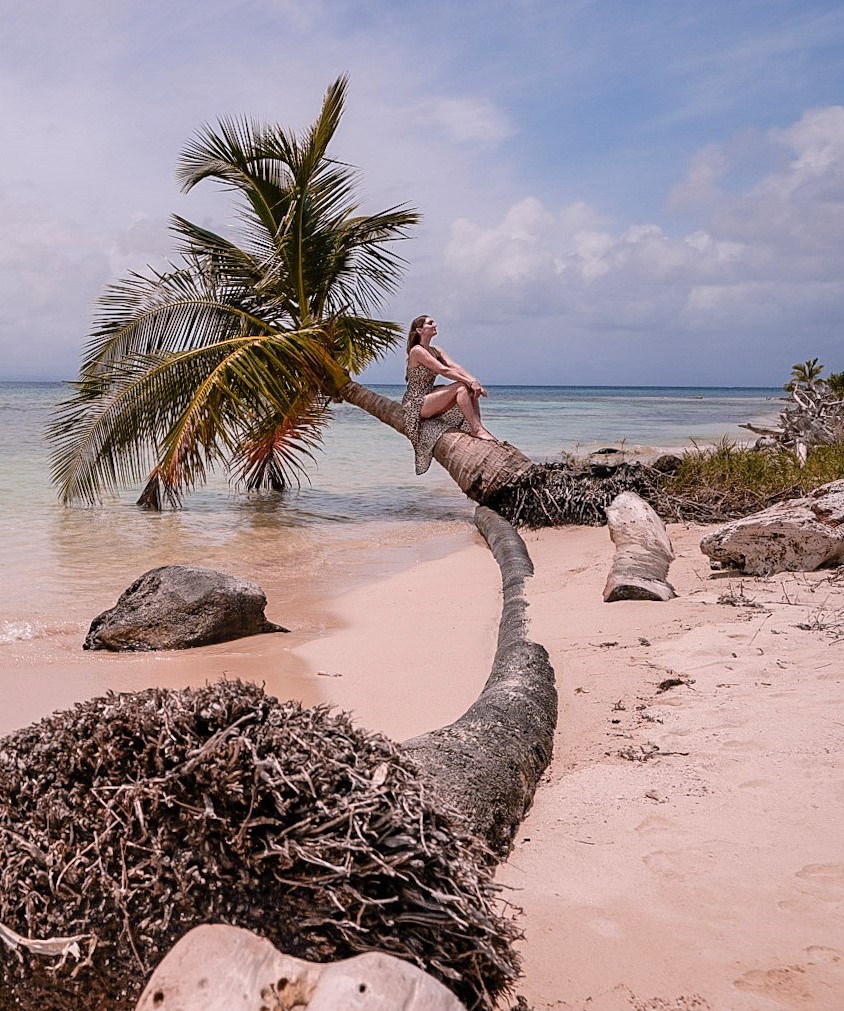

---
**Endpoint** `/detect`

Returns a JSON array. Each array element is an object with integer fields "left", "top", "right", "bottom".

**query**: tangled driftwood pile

[
  {"left": 0, "top": 681, "right": 519, "bottom": 1010},
  {"left": 487, "top": 459, "right": 665, "bottom": 528},
  {"left": 740, "top": 382, "right": 844, "bottom": 461}
]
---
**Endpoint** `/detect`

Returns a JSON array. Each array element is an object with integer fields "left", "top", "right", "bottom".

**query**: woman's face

[{"left": 418, "top": 317, "right": 438, "bottom": 339}]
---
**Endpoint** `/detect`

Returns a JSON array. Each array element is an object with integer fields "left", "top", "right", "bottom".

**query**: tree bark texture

[
  {"left": 402, "top": 506, "right": 558, "bottom": 859},
  {"left": 339, "top": 381, "right": 535, "bottom": 503},
  {"left": 603, "top": 491, "right": 677, "bottom": 602}
]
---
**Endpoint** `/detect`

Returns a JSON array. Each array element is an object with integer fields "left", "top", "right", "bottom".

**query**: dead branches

[{"left": 0, "top": 681, "right": 519, "bottom": 1010}]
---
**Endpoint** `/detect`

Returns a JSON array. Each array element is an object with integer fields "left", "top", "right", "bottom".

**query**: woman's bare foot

[{"left": 472, "top": 429, "right": 497, "bottom": 442}]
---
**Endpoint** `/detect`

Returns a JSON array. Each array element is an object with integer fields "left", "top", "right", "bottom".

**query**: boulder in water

[{"left": 84, "top": 565, "right": 287, "bottom": 651}]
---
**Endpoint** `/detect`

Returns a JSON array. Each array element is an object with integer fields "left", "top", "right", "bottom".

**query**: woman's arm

[{"left": 411, "top": 346, "right": 487, "bottom": 395}]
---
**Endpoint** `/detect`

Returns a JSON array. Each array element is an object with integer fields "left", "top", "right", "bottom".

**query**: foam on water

[{"left": 0, "top": 621, "right": 40, "bottom": 643}]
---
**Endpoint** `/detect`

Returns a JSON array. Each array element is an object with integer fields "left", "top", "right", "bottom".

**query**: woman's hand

[{"left": 469, "top": 380, "right": 488, "bottom": 398}]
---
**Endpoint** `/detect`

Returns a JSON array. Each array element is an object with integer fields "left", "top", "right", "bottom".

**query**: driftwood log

[
  {"left": 402, "top": 507, "right": 558, "bottom": 857},
  {"left": 602, "top": 492, "right": 677, "bottom": 602},
  {"left": 134, "top": 924, "right": 467, "bottom": 1010},
  {"left": 700, "top": 479, "right": 844, "bottom": 575}
]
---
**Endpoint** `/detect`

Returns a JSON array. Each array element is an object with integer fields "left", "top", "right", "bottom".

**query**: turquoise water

[{"left": 0, "top": 381, "right": 780, "bottom": 656}]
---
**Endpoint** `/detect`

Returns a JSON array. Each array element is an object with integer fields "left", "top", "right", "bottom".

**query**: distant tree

[{"left": 784, "top": 358, "right": 825, "bottom": 392}]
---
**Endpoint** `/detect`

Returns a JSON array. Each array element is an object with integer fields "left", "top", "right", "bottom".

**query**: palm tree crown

[{"left": 49, "top": 76, "right": 419, "bottom": 507}]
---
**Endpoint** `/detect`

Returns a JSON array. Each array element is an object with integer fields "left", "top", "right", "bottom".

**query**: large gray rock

[
  {"left": 84, "top": 565, "right": 287, "bottom": 651},
  {"left": 700, "top": 479, "right": 844, "bottom": 575}
]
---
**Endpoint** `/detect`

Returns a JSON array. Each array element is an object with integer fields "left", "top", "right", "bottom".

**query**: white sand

[{"left": 290, "top": 521, "right": 844, "bottom": 1010}]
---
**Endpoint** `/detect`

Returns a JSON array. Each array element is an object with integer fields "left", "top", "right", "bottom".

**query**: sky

[{"left": 1, "top": 0, "right": 843, "bottom": 386}]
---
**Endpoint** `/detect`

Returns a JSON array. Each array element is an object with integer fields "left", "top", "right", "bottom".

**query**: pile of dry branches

[
  {"left": 0, "top": 681, "right": 519, "bottom": 1010},
  {"left": 487, "top": 460, "right": 665, "bottom": 528}
]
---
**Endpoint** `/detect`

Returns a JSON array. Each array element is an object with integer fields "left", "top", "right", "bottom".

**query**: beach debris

[
  {"left": 84, "top": 565, "right": 288, "bottom": 651},
  {"left": 717, "top": 583, "right": 765, "bottom": 609},
  {"left": 649, "top": 453, "right": 683, "bottom": 474},
  {"left": 739, "top": 376, "right": 844, "bottom": 461},
  {"left": 0, "top": 920, "right": 90, "bottom": 961},
  {"left": 485, "top": 458, "right": 664, "bottom": 528},
  {"left": 134, "top": 925, "right": 468, "bottom": 1010},
  {"left": 656, "top": 676, "right": 693, "bottom": 693},
  {"left": 618, "top": 743, "right": 689, "bottom": 762},
  {"left": 588, "top": 447, "right": 625, "bottom": 477},
  {"left": 700, "top": 480, "right": 844, "bottom": 575},
  {"left": 0, "top": 680, "right": 518, "bottom": 1010},
  {"left": 603, "top": 492, "right": 677, "bottom": 602}
]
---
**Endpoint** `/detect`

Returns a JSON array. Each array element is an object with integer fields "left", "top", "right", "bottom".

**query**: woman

[{"left": 402, "top": 314, "right": 496, "bottom": 475}]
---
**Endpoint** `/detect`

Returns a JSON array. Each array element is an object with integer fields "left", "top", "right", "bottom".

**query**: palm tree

[
  {"left": 785, "top": 357, "right": 824, "bottom": 392},
  {"left": 49, "top": 76, "right": 533, "bottom": 510}
]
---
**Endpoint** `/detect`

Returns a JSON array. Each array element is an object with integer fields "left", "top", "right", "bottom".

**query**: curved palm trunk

[
  {"left": 404, "top": 507, "right": 557, "bottom": 858},
  {"left": 339, "top": 380, "right": 534, "bottom": 502}
]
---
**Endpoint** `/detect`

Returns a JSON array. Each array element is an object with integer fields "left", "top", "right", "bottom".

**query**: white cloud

[
  {"left": 415, "top": 96, "right": 515, "bottom": 145},
  {"left": 437, "top": 106, "right": 844, "bottom": 384}
]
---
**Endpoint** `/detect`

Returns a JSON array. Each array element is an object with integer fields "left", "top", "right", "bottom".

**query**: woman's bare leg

[{"left": 420, "top": 383, "right": 496, "bottom": 440}]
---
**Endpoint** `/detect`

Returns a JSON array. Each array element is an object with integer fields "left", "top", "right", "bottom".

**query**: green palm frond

[
  {"left": 50, "top": 328, "right": 335, "bottom": 504},
  {"left": 49, "top": 76, "right": 418, "bottom": 507}
]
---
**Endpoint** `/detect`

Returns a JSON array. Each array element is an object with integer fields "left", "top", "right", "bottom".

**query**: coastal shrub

[
  {"left": 488, "top": 441, "right": 844, "bottom": 528},
  {"left": 828, "top": 370, "right": 844, "bottom": 398},
  {"left": 0, "top": 681, "right": 519, "bottom": 1010},
  {"left": 659, "top": 439, "right": 844, "bottom": 520}
]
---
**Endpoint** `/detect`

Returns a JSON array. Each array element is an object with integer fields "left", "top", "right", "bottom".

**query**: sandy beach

[
  {"left": 285, "top": 520, "right": 844, "bottom": 1010},
  {"left": 3, "top": 512, "right": 843, "bottom": 1009}
]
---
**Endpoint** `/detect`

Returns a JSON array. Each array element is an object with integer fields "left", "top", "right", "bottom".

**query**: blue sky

[{"left": 1, "top": 0, "right": 843, "bottom": 385}]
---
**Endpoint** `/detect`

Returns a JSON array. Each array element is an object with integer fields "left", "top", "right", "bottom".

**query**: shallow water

[{"left": 0, "top": 381, "right": 780, "bottom": 733}]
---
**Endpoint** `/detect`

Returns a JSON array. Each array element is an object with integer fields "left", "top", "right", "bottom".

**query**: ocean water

[{"left": 0, "top": 380, "right": 780, "bottom": 729}]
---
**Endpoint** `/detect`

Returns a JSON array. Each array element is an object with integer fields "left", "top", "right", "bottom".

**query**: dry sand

[
  {"left": 286, "top": 521, "right": 844, "bottom": 1011},
  {"left": 5, "top": 516, "right": 843, "bottom": 1009}
]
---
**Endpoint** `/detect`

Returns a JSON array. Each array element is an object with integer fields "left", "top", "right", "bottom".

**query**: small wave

[{"left": 0, "top": 621, "right": 41, "bottom": 643}]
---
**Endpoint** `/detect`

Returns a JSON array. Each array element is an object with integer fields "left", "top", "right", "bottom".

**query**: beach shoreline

[{"left": 0, "top": 515, "right": 482, "bottom": 738}]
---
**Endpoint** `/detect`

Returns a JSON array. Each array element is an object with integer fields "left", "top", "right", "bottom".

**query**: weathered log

[
  {"left": 402, "top": 506, "right": 557, "bottom": 858},
  {"left": 134, "top": 924, "right": 466, "bottom": 1010},
  {"left": 84, "top": 565, "right": 287, "bottom": 651},
  {"left": 700, "top": 479, "right": 844, "bottom": 575},
  {"left": 602, "top": 491, "right": 677, "bottom": 602}
]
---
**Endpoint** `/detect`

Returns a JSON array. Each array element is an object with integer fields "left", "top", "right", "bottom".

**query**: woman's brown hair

[{"left": 406, "top": 314, "right": 429, "bottom": 356}]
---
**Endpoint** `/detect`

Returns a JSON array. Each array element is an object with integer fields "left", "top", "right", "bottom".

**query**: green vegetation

[
  {"left": 661, "top": 438, "right": 844, "bottom": 520},
  {"left": 827, "top": 370, "right": 844, "bottom": 398},
  {"left": 48, "top": 77, "right": 419, "bottom": 508},
  {"left": 785, "top": 357, "right": 824, "bottom": 391}
]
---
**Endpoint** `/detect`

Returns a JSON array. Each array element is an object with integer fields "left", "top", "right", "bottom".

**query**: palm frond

[
  {"left": 49, "top": 326, "right": 339, "bottom": 505},
  {"left": 228, "top": 395, "right": 330, "bottom": 493}
]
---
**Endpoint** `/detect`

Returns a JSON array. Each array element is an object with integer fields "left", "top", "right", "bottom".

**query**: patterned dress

[{"left": 402, "top": 361, "right": 470, "bottom": 475}]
